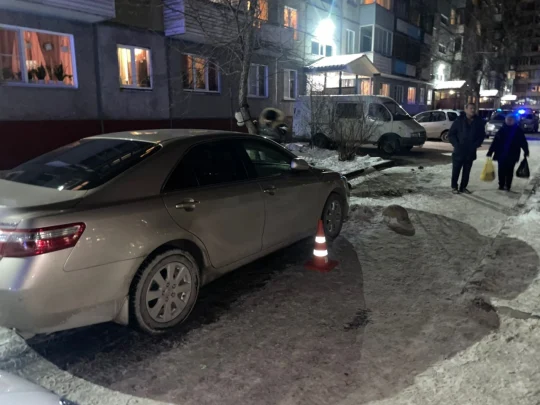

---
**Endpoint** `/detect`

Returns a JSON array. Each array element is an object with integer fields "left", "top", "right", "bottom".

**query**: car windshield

[
  {"left": 1, "top": 139, "right": 160, "bottom": 191},
  {"left": 491, "top": 113, "right": 508, "bottom": 121},
  {"left": 383, "top": 101, "right": 411, "bottom": 121}
]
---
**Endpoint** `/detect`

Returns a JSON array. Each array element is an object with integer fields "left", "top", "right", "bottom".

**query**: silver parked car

[{"left": 0, "top": 130, "right": 349, "bottom": 336}]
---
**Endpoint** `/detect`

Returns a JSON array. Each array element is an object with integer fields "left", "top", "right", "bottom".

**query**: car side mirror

[{"left": 291, "top": 158, "right": 310, "bottom": 171}]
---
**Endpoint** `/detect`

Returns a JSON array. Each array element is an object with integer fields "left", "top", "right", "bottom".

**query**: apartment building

[
  {"left": 303, "top": 0, "right": 434, "bottom": 115},
  {"left": 0, "top": 0, "right": 437, "bottom": 168},
  {"left": 510, "top": 0, "right": 540, "bottom": 107}
]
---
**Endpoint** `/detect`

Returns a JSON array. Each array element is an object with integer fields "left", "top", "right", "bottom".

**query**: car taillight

[{"left": 0, "top": 223, "right": 85, "bottom": 258}]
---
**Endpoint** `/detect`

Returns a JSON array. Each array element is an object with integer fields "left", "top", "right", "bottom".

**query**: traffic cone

[{"left": 304, "top": 220, "right": 339, "bottom": 273}]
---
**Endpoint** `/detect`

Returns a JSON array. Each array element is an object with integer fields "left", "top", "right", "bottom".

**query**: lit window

[
  {"left": 419, "top": 88, "right": 425, "bottom": 105},
  {"left": 363, "top": 0, "right": 391, "bottom": 10},
  {"left": 182, "top": 54, "right": 219, "bottom": 92},
  {"left": 517, "top": 71, "right": 530, "bottom": 79},
  {"left": 248, "top": 0, "right": 268, "bottom": 27},
  {"left": 394, "top": 85, "right": 404, "bottom": 103},
  {"left": 284, "top": 6, "right": 298, "bottom": 40},
  {"left": 427, "top": 88, "right": 433, "bottom": 105},
  {"left": 360, "top": 80, "right": 371, "bottom": 95},
  {"left": 450, "top": 9, "right": 456, "bottom": 24},
  {"left": 117, "top": 45, "right": 152, "bottom": 88},
  {"left": 0, "top": 25, "right": 76, "bottom": 86},
  {"left": 249, "top": 64, "right": 268, "bottom": 97},
  {"left": 408, "top": 87, "right": 417, "bottom": 104},
  {"left": 346, "top": 29, "right": 355, "bottom": 54},
  {"left": 360, "top": 26, "right": 373, "bottom": 52},
  {"left": 380, "top": 83, "right": 390, "bottom": 96},
  {"left": 284, "top": 69, "right": 297, "bottom": 99}
]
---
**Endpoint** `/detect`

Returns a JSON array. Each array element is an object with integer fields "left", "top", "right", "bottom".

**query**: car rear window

[{"left": 1, "top": 139, "right": 160, "bottom": 191}]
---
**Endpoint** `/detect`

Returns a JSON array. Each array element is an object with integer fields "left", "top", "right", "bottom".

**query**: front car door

[
  {"left": 367, "top": 103, "right": 392, "bottom": 142},
  {"left": 415, "top": 112, "right": 434, "bottom": 138},
  {"left": 161, "top": 140, "right": 265, "bottom": 269},
  {"left": 236, "top": 138, "right": 322, "bottom": 250},
  {"left": 430, "top": 111, "right": 447, "bottom": 137}
]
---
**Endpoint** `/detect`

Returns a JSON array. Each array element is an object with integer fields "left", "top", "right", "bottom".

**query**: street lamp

[{"left": 315, "top": 18, "right": 335, "bottom": 41}]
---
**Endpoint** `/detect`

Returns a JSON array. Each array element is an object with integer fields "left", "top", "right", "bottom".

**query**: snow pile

[{"left": 285, "top": 143, "right": 387, "bottom": 174}]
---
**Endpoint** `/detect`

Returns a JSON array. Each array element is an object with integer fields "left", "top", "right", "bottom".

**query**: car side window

[
  {"left": 368, "top": 103, "right": 391, "bottom": 122},
  {"left": 431, "top": 112, "right": 446, "bottom": 122},
  {"left": 447, "top": 112, "right": 458, "bottom": 121},
  {"left": 239, "top": 139, "right": 293, "bottom": 178},
  {"left": 164, "top": 141, "right": 248, "bottom": 191},
  {"left": 415, "top": 112, "right": 430, "bottom": 123}
]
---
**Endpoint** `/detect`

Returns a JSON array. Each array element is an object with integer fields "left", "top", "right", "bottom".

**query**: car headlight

[
  {"left": 486, "top": 124, "right": 495, "bottom": 131},
  {"left": 60, "top": 399, "right": 79, "bottom": 405}
]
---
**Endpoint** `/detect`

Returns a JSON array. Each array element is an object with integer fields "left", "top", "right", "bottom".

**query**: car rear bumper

[
  {"left": 0, "top": 253, "right": 141, "bottom": 335},
  {"left": 401, "top": 135, "right": 427, "bottom": 146}
]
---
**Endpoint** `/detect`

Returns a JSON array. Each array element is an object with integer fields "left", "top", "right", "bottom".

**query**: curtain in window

[
  {"left": 24, "top": 31, "right": 73, "bottom": 84},
  {"left": 0, "top": 29, "right": 21, "bottom": 81},
  {"left": 118, "top": 47, "right": 132, "bottom": 86}
]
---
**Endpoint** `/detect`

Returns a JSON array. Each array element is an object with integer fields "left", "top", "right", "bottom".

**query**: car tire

[
  {"left": 378, "top": 136, "right": 399, "bottom": 155},
  {"left": 440, "top": 130, "right": 450, "bottom": 143},
  {"left": 130, "top": 249, "right": 200, "bottom": 334},
  {"left": 322, "top": 193, "right": 345, "bottom": 240}
]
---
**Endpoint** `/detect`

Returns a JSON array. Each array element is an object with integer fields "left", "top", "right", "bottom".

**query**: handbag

[
  {"left": 516, "top": 158, "right": 530, "bottom": 179},
  {"left": 480, "top": 158, "right": 495, "bottom": 182}
]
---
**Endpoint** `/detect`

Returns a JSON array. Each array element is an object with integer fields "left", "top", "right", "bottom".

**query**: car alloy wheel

[
  {"left": 322, "top": 193, "right": 344, "bottom": 240},
  {"left": 441, "top": 131, "right": 450, "bottom": 143},
  {"left": 131, "top": 249, "right": 199, "bottom": 334}
]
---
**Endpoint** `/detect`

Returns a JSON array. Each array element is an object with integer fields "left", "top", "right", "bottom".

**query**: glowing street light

[{"left": 315, "top": 18, "right": 335, "bottom": 41}]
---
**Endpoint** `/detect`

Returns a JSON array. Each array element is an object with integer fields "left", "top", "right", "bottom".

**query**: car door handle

[
  {"left": 175, "top": 199, "right": 200, "bottom": 211},
  {"left": 263, "top": 186, "right": 277, "bottom": 195}
]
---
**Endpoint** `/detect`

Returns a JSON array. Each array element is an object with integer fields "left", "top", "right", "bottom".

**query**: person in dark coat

[
  {"left": 487, "top": 114, "right": 529, "bottom": 191},
  {"left": 448, "top": 103, "right": 486, "bottom": 194}
]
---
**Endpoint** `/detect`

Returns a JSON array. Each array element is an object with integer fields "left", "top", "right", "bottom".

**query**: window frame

[
  {"left": 182, "top": 53, "right": 220, "bottom": 93},
  {"left": 394, "top": 85, "right": 404, "bottom": 103},
  {"left": 0, "top": 23, "right": 78, "bottom": 88},
  {"left": 346, "top": 29, "right": 356, "bottom": 54},
  {"left": 248, "top": 63, "right": 269, "bottom": 98},
  {"left": 117, "top": 44, "right": 153, "bottom": 90},
  {"left": 374, "top": 25, "right": 393, "bottom": 56},
  {"left": 379, "top": 83, "right": 390, "bottom": 97},
  {"left": 284, "top": 5, "right": 298, "bottom": 40},
  {"left": 284, "top": 69, "right": 297, "bottom": 100},
  {"left": 407, "top": 86, "right": 417, "bottom": 104},
  {"left": 419, "top": 88, "right": 425, "bottom": 105},
  {"left": 440, "top": 14, "right": 449, "bottom": 26},
  {"left": 359, "top": 25, "right": 374, "bottom": 53}
]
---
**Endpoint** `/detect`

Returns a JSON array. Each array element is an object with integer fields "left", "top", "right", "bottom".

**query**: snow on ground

[
  {"left": 0, "top": 144, "right": 539, "bottom": 405},
  {"left": 286, "top": 143, "right": 388, "bottom": 174}
]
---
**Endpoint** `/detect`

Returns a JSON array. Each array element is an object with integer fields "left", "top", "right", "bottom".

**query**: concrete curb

[{"left": 344, "top": 160, "right": 395, "bottom": 180}]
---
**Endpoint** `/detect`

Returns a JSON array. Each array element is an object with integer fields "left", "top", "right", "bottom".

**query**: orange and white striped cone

[{"left": 304, "top": 219, "right": 339, "bottom": 273}]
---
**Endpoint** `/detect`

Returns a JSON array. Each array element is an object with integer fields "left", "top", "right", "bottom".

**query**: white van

[{"left": 293, "top": 95, "right": 427, "bottom": 154}]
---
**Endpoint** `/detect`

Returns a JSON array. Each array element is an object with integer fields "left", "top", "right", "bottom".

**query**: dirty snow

[
  {"left": 286, "top": 143, "right": 388, "bottom": 174},
  {"left": 0, "top": 145, "right": 539, "bottom": 405}
]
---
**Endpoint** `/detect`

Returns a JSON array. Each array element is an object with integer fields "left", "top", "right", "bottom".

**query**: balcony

[{"left": 0, "top": 0, "right": 115, "bottom": 22}]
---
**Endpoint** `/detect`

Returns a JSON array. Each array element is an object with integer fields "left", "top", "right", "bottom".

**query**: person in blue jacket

[
  {"left": 487, "top": 114, "right": 529, "bottom": 191},
  {"left": 448, "top": 103, "right": 486, "bottom": 194}
]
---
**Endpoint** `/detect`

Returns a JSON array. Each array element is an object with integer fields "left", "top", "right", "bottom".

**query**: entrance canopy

[
  {"left": 306, "top": 54, "right": 380, "bottom": 77},
  {"left": 434, "top": 80, "right": 466, "bottom": 91}
]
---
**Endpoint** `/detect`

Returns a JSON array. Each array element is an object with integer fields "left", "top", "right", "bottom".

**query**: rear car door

[
  {"left": 236, "top": 138, "right": 322, "bottom": 250},
  {"left": 430, "top": 111, "right": 447, "bottom": 137},
  {"left": 161, "top": 140, "right": 265, "bottom": 269}
]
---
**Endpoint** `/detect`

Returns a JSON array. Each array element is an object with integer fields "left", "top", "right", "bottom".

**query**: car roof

[{"left": 87, "top": 129, "right": 247, "bottom": 144}]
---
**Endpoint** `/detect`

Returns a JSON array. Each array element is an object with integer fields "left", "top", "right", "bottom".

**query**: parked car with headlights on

[{"left": 0, "top": 130, "right": 349, "bottom": 336}]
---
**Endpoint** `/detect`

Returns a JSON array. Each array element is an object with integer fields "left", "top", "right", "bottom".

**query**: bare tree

[
  {"left": 165, "top": 0, "right": 299, "bottom": 134},
  {"left": 330, "top": 102, "right": 378, "bottom": 161}
]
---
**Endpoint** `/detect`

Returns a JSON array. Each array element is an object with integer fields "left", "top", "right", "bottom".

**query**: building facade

[{"left": 1, "top": 0, "right": 436, "bottom": 169}]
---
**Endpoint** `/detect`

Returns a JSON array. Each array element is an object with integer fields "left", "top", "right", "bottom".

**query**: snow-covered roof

[
  {"left": 480, "top": 89, "right": 499, "bottom": 97},
  {"left": 434, "top": 80, "right": 467, "bottom": 90},
  {"left": 306, "top": 54, "right": 380, "bottom": 77}
]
